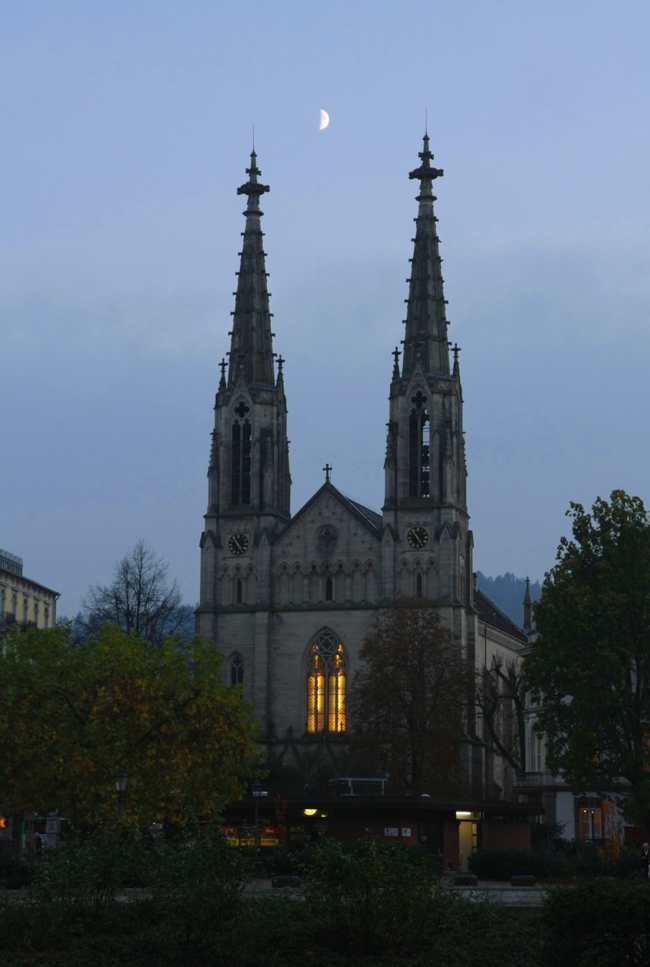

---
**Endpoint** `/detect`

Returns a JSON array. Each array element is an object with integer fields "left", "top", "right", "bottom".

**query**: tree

[
  {"left": 523, "top": 490, "right": 650, "bottom": 831},
  {"left": 477, "top": 654, "right": 526, "bottom": 775},
  {"left": 0, "top": 622, "right": 259, "bottom": 827},
  {"left": 80, "top": 540, "right": 194, "bottom": 646},
  {"left": 348, "top": 598, "right": 472, "bottom": 796}
]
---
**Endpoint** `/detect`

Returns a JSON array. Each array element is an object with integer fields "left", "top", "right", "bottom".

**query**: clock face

[
  {"left": 407, "top": 526, "right": 429, "bottom": 550},
  {"left": 228, "top": 534, "right": 249, "bottom": 556}
]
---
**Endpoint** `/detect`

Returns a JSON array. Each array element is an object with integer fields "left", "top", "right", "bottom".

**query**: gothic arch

[
  {"left": 233, "top": 565, "right": 244, "bottom": 606},
  {"left": 228, "top": 652, "right": 245, "bottom": 686},
  {"left": 425, "top": 558, "right": 440, "bottom": 600},
  {"left": 334, "top": 562, "right": 346, "bottom": 602},
  {"left": 277, "top": 564, "right": 290, "bottom": 606},
  {"left": 304, "top": 628, "right": 347, "bottom": 734},
  {"left": 219, "top": 566, "right": 231, "bottom": 606},
  {"left": 350, "top": 561, "right": 363, "bottom": 602},
  {"left": 398, "top": 560, "right": 411, "bottom": 595},
  {"left": 308, "top": 563, "right": 320, "bottom": 604},
  {"left": 363, "top": 561, "right": 378, "bottom": 603},
  {"left": 291, "top": 564, "right": 304, "bottom": 606},
  {"left": 245, "top": 565, "right": 257, "bottom": 605}
]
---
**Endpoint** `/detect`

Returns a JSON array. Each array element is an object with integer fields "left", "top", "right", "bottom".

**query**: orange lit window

[
  {"left": 579, "top": 807, "right": 602, "bottom": 840},
  {"left": 307, "top": 633, "right": 346, "bottom": 733}
]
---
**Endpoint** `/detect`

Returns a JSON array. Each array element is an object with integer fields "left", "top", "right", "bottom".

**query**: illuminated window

[
  {"left": 579, "top": 807, "right": 602, "bottom": 840},
  {"left": 307, "top": 632, "right": 346, "bottom": 733},
  {"left": 231, "top": 406, "right": 252, "bottom": 505},
  {"left": 409, "top": 391, "right": 430, "bottom": 498},
  {"left": 230, "top": 655, "right": 244, "bottom": 686}
]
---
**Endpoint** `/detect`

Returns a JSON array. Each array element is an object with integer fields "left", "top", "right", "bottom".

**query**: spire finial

[
  {"left": 219, "top": 357, "right": 227, "bottom": 390},
  {"left": 323, "top": 463, "right": 332, "bottom": 484},
  {"left": 392, "top": 346, "right": 401, "bottom": 380},
  {"left": 523, "top": 577, "right": 533, "bottom": 632}
]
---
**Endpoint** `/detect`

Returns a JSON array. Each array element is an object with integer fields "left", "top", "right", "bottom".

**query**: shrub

[
  {"left": 297, "top": 839, "right": 441, "bottom": 956},
  {"left": 468, "top": 847, "right": 547, "bottom": 880},
  {"left": 542, "top": 879, "right": 650, "bottom": 966},
  {"left": 143, "top": 821, "right": 253, "bottom": 964}
]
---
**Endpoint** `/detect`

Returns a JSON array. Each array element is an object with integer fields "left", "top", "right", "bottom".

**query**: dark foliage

[
  {"left": 542, "top": 879, "right": 650, "bottom": 966},
  {"left": 524, "top": 492, "right": 650, "bottom": 831},
  {"left": 469, "top": 844, "right": 642, "bottom": 881}
]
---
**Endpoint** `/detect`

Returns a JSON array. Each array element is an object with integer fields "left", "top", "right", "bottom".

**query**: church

[{"left": 196, "top": 134, "right": 528, "bottom": 805}]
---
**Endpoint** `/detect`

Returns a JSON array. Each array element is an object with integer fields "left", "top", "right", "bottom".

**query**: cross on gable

[
  {"left": 411, "top": 391, "right": 427, "bottom": 409},
  {"left": 323, "top": 463, "right": 332, "bottom": 483},
  {"left": 234, "top": 401, "right": 250, "bottom": 418}
]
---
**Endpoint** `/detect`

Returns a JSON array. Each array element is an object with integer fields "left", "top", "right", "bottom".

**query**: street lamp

[
  {"left": 251, "top": 779, "right": 263, "bottom": 857},
  {"left": 114, "top": 769, "right": 129, "bottom": 821}
]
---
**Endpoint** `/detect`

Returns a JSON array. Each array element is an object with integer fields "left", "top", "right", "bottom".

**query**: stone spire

[
  {"left": 228, "top": 149, "right": 275, "bottom": 388},
  {"left": 523, "top": 578, "right": 533, "bottom": 633},
  {"left": 401, "top": 133, "right": 449, "bottom": 378}
]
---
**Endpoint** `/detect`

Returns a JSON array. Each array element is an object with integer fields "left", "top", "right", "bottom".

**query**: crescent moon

[{"left": 319, "top": 109, "right": 330, "bottom": 131}]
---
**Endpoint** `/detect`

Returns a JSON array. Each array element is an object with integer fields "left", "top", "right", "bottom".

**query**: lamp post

[
  {"left": 251, "top": 779, "right": 263, "bottom": 857},
  {"left": 114, "top": 769, "right": 129, "bottom": 821}
]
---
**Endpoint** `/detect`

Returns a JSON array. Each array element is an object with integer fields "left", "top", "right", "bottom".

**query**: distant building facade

[
  {"left": 0, "top": 549, "right": 59, "bottom": 638},
  {"left": 196, "top": 135, "right": 528, "bottom": 812}
]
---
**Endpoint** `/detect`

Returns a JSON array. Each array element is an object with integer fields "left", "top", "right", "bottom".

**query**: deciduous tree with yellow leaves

[{"left": 0, "top": 623, "right": 259, "bottom": 827}]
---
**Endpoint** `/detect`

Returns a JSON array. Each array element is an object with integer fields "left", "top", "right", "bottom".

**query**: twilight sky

[{"left": 3, "top": 0, "right": 650, "bottom": 615}]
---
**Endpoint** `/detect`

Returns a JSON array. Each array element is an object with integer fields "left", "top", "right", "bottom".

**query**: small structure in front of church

[{"left": 197, "top": 135, "right": 534, "bottom": 865}]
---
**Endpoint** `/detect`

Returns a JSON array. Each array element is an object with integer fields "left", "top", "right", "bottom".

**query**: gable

[{"left": 274, "top": 484, "right": 381, "bottom": 567}]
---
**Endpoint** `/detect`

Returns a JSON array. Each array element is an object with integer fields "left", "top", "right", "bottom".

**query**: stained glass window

[{"left": 307, "top": 632, "right": 346, "bottom": 733}]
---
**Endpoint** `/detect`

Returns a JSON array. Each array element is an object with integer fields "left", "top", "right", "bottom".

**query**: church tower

[
  {"left": 197, "top": 149, "right": 290, "bottom": 644},
  {"left": 382, "top": 133, "right": 473, "bottom": 625}
]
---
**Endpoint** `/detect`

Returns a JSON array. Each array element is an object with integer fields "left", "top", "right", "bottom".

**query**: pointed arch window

[
  {"left": 307, "top": 632, "right": 346, "bottom": 733},
  {"left": 231, "top": 403, "right": 252, "bottom": 505},
  {"left": 236, "top": 578, "right": 243, "bottom": 605},
  {"left": 416, "top": 573, "right": 423, "bottom": 599},
  {"left": 230, "top": 654, "right": 244, "bottom": 686},
  {"left": 409, "top": 392, "right": 430, "bottom": 498}
]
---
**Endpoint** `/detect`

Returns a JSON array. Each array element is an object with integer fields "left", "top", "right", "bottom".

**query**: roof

[
  {"left": 473, "top": 587, "right": 527, "bottom": 645},
  {"left": 0, "top": 565, "right": 60, "bottom": 598},
  {"left": 285, "top": 482, "right": 383, "bottom": 540},
  {"left": 345, "top": 496, "right": 383, "bottom": 532}
]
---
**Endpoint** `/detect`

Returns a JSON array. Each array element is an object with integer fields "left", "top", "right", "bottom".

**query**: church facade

[{"left": 196, "top": 136, "right": 526, "bottom": 800}]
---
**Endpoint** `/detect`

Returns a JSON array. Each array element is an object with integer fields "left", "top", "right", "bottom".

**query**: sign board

[
  {"left": 401, "top": 828, "right": 412, "bottom": 838},
  {"left": 384, "top": 827, "right": 398, "bottom": 837}
]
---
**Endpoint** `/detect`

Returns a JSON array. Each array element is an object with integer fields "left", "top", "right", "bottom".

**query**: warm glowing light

[
  {"left": 307, "top": 636, "right": 346, "bottom": 732},
  {"left": 456, "top": 811, "right": 472, "bottom": 819},
  {"left": 304, "top": 808, "right": 318, "bottom": 816}
]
